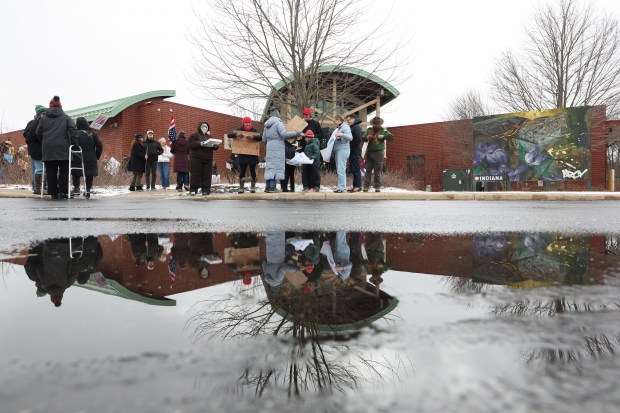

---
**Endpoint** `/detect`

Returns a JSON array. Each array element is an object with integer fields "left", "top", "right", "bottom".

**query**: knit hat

[
  {"left": 50, "top": 294, "right": 63, "bottom": 307},
  {"left": 49, "top": 96, "right": 62, "bottom": 108},
  {"left": 242, "top": 116, "right": 252, "bottom": 124},
  {"left": 304, "top": 130, "right": 314, "bottom": 138},
  {"left": 242, "top": 271, "right": 252, "bottom": 285},
  {"left": 146, "top": 130, "right": 154, "bottom": 135},
  {"left": 36, "top": 287, "right": 47, "bottom": 297},
  {"left": 35, "top": 105, "right": 46, "bottom": 116},
  {"left": 370, "top": 116, "right": 384, "bottom": 126},
  {"left": 134, "top": 133, "right": 144, "bottom": 139},
  {"left": 302, "top": 108, "right": 312, "bottom": 116}
]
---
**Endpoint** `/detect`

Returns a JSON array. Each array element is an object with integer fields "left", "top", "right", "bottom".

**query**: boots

[
  {"left": 136, "top": 185, "right": 144, "bottom": 191},
  {"left": 33, "top": 174, "right": 42, "bottom": 195},
  {"left": 129, "top": 186, "right": 135, "bottom": 191},
  {"left": 238, "top": 178, "right": 246, "bottom": 194},
  {"left": 250, "top": 179, "right": 256, "bottom": 193}
]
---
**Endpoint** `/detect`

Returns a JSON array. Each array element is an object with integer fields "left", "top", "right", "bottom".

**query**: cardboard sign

[
  {"left": 224, "top": 131, "right": 261, "bottom": 156},
  {"left": 286, "top": 115, "right": 306, "bottom": 132},
  {"left": 224, "top": 246, "right": 261, "bottom": 265}
]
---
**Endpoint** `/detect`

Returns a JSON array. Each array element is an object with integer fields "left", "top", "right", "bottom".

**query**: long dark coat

[
  {"left": 36, "top": 107, "right": 77, "bottom": 162},
  {"left": 127, "top": 141, "right": 146, "bottom": 173},
  {"left": 171, "top": 135, "right": 189, "bottom": 172},
  {"left": 72, "top": 127, "right": 103, "bottom": 177}
]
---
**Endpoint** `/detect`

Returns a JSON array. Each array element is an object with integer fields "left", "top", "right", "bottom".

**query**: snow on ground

[{"left": 0, "top": 183, "right": 415, "bottom": 196}]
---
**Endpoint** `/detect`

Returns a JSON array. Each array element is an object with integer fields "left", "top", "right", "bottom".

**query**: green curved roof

[
  {"left": 76, "top": 279, "right": 176, "bottom": 306},
  {"left": 273, "top": 66, "right": 400, "bottom": 98},
  {"left": 65, "top": 90, "right": 176, "bottom": 121}
]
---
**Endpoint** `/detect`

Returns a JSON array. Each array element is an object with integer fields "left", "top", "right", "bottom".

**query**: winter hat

[
  {"left": 242, "top": 116, "right": 252, "bottom": 124},
  {"left": 50, "top": 294, "right": 63, "bottom": 307},
  {"left": 49, "top": 96, "right": 62, "bottom": 108},
  {"left": 134, "top": 133, "right": 144, "bottom": 140},
  {"left": 36, "top": 287, "right": 47, "bottom": 297},
  {"left": 178, "top": 131, "right": 185, "bottom": 138},
  {"left": 304, "top": 130, "right": 314, "bottom": 138},
  {"left": 242, "top": 271, "right": 252, "bottom": 285},
  {"left": 146, "top": 130, "right": 154, "bottom": 135},
  {"left": 302, "top": 108, "right": 312, "bottom": 116},
  {"left": 269, "top": 107, "right": 280, "bottom": 118},
  {"left": 35, "top": 105, "right": 46, "bottom": 117},
  {"left": 370, "top": 116, "right": 384, "bottom": 126}
]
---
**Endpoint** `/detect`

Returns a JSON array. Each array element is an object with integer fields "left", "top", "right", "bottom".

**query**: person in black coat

[
  {"left": 128, "top": 133, "right": 147, "bottom": 191},
  {"left": 71, "top": 117, "right": 103, "bottom": 198},
  {"left": 301, "top": 108, "right": 324, "bottom": 189},
  {"left": 188, "top": 121, "right": 219, "bottom": 196},
  {"left": 143, "top": 130, "right": 163, "bottom": 190},
  {"left": 227, "top": 117, "right": 262, "bottom": 193},
  {"left": 36, "top": 96, "right": 77, "bottom": 199},
  {"left": 23, "top": 105, "right": 46, "bottom": 194},
  {"left": 346, "top": 115, "right": 363, "bottom": 192}
]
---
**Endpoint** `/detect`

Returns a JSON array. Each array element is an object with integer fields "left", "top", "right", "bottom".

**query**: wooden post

[
  {"left": 376, "top": 96, "right": 381, "bottom": 118},
  {"left": 611, "top": 169, "right": 616, "bottom": 192}
]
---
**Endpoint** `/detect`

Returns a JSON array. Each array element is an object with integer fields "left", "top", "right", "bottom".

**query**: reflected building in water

[{"left": 4, "top": 231, "right": 619, "bottom": 307}]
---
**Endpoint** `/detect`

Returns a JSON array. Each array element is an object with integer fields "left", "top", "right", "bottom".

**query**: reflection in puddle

[
  {"left": 2, "top": 231, "right": 620, "bottom": 411},
  {"left": 10, "top": 231, "right": 620, "bottom": 308}
]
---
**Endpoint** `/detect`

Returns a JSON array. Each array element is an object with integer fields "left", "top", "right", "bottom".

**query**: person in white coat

[{"left": 261, "top": 108, "right": 301, "bottom": 193}]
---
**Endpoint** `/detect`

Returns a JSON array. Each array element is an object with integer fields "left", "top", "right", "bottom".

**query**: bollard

[{"left": 611, "top": 169, "right": 615, "bottom": 192}]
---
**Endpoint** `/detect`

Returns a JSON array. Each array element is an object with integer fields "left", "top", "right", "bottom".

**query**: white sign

[{"left": 90, "top": 114, "right": 109, "bottom": 130}]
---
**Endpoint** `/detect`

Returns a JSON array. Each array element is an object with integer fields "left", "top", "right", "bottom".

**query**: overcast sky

[{"left": 2, "top": 0, "right": 620, "bottom": 132}]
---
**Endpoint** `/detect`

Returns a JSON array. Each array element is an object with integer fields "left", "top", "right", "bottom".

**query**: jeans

[
  {"left": 334, "top": 147, "right": 350, "bottom": 190},
  {"left": 176, "top": 172, "right": 189, "bottom": 188},
  {"left": 349, "top": 145, "right": 362, "bottom": 188},
  {"left": 30, "top": 159, "right": 43, "bottom": 187},
  {"left": 145, "top": 159, "right": 158, "bottom": 188},
  {"left": 157, "top": 162, "right": 170, "bottom": 188},
  {"left": 265, "top": 178, "right": 276, "bottom": 189}
]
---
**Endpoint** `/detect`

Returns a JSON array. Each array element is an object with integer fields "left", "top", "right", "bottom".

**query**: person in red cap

[
  {"left": 36, "top": 96, "right": 77, "bottom": 199},
  {"left": 301, "top": 108, "right": 324, "bottom": 190},
  {"left": 302, "top": 130, "right": 321, "bottom": 191},
  {"left": 227, "top": 116, "right": 262, "bottom": 193}
]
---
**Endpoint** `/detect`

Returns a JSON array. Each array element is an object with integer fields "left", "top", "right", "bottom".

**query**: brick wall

[{"left": 386, "top": 107, "right": 609, "bottom": 191}]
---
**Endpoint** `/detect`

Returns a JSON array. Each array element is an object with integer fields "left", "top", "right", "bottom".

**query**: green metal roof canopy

[
  {"left": 65, "top": 90, "right": 176, "bottom": 121},
  {"left": 264, "top": 66, "right": 400, "bottom": 119}
]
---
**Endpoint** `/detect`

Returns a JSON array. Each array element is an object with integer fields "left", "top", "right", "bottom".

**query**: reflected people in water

[
  {"left": 24, "top": 236, "right": 103, "bottom": 307},
  {"left": 188, "top": 232, "right": 220, "bottom": 279}
]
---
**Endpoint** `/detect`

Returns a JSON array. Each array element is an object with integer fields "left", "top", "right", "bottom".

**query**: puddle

[{"left": 1, "top": 231, "right": 620, "bottom": 413}]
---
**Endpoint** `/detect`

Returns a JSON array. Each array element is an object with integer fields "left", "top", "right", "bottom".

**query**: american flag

[
  {"left": 168, "top": 258, "right": 177, "bottom": 288},
  {"left": 168, "top": 113, "right": 177, "bottom": 143}
]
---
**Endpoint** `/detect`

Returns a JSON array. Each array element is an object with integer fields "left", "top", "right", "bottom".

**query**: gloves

[
  {"left": 200, "top": 141, "right": 209, "bottom": 147},
  {"left": 212, "top": 144, "right": 219, "bottom": 150}
]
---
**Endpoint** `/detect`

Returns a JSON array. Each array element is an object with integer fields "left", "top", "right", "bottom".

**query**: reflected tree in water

[{"left": 187, "top": 276, "right": 405, "bottom": 399}]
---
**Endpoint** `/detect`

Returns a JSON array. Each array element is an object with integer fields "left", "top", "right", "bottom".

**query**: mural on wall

[
  {"left": 473, "top": 233, "right": 589, "bottom": 286},
  {"left": 473, "top": 107, "right": 591, "bottom": 181}
]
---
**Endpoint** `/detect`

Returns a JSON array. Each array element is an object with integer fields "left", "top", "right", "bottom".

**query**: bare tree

[
  {"left": 444, "top": 89, "right": 492, "bottom": 121},
  {"left": 491, "top": 0, "right": 620, "bottom": 119},
  {"left": 188, "top": 0, "right": 409, "bottom": 119}
]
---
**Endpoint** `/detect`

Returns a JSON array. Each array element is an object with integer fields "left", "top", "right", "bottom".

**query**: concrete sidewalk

[{"left": 1, "top": 187, "right": 620, "bottom": 201}]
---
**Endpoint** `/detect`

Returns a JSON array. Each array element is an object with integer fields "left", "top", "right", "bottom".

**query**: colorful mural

[
  {"left": 472, "top": 233, "right": 589, "bottom": 286},
  {"left": 473, "top": 107, "right": 591, "bottom": 181}
]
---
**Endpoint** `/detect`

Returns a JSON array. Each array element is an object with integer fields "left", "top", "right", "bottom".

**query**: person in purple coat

[{"left": 171, "top": 131, "right": 190, "bottom": 191}]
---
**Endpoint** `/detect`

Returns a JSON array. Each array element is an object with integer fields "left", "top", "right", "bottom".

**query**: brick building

[{"left": 1, "top": 90, "right": 614, "bottom": 191}]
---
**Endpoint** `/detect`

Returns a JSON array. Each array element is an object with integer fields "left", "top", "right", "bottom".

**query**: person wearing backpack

[{"left": 70, "top": 117, "right": 103, "bottom": 199}]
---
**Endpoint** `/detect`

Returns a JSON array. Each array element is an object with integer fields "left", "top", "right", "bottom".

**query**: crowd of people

[
  {"left": 14, "top": 99, "right": 394, "bottom": 197},
  {"left": 21, "top": 96, "right": 103, "bottom": 199}
]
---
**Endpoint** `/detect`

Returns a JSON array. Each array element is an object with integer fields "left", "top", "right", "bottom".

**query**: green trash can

[{"left": 442, "top": 169, "right": 472, "bottom": 191}]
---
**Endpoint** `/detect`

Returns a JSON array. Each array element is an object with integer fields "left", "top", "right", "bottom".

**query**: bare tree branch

[
  {"left": 491, "top": 0, "right": 620, "bottom": 119},
  {"left": 187, "top": 0, "right": 411, "bottom": 119}
]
